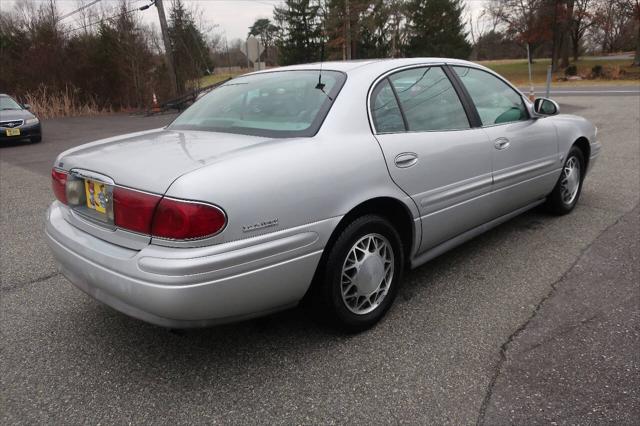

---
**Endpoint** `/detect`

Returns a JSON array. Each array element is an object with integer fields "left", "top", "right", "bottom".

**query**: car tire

[
  {"left": 314, "top": 214, "right": 404, "bottom": 332},
  {"left": 545, "top": 146, "right": 585, "bottom": 215},
  {"left": 31, "top": 135, "right": 42, "bottom": 144}
]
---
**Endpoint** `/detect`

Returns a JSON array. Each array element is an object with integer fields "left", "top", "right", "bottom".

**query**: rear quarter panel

[{"left": 162, "top": 72, "right": 420, "bottom": 249}]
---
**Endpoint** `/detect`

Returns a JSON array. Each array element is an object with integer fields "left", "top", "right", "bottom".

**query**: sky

[{"left": 1, "top": 0, "right": 486, "bottom": 43}]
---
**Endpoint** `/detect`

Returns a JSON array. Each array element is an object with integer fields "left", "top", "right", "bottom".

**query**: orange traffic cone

[{"left": 151, "top": 92, "right": 161, "bottom": 113}]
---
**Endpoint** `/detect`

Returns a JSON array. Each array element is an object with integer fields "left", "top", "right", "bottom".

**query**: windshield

[
  {"left": 169, "top": 70, "right": 346, "bottom": 138},
  {"left": 0, "top": 95, "right": 23, "bottom": 110}
]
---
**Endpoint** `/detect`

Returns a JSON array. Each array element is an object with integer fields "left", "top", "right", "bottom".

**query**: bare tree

[
  {"left": 591, "top": 0, "right": 635, "bottom": 53},
  {"left": 490, "top": 0, "right": 549, "bottom": 63},
  {"left": 569, "top": 0, "right": 595, "bottom": 61}
]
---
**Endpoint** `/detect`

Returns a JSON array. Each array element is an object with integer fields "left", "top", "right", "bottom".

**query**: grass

[
  {"left": 21, "top": 86, "right": 111, "bottom": 119},
  {"left": 191, "top": 73, "right": 240, "bottom": 89},
  {"left": 479, "top": 57, "right": 640, "bottom": 85}
]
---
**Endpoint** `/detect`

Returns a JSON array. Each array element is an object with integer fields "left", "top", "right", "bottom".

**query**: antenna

[
  {"left": 315, "top": 38, "right": 325, "bottom": 91},
  {"left": 315, "top": 23, "right": 333, "bottom": 101}
]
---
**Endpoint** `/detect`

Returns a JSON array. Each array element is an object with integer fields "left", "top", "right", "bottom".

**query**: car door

[
  {"left": 371, "top": 65, "right": 495, "bottom": 252},
  {"left": 451, "top": 66, "right": 560, "bottom": 216}
]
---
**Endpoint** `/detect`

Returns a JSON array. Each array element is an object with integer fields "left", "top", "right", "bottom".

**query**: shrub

[
  {"left": 592, "top": 65, "right": 604, "bottom": 77},
  {"left": 564, "top": 65, "right": 578, "bottom": 76}
]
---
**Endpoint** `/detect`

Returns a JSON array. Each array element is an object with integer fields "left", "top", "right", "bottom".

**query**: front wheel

[
  {"left": 315, "top": 215, "right": 404, "bottom": 332},
  {"left": 545, "top": 146, "right": 585, "bottom": 215}
]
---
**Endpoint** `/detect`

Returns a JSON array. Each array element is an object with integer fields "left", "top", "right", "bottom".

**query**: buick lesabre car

[
  {"left": 0, "top": 93, "right": 42, "bottom": 144},
  {"left": 45, "top": 58, "right": 600, "bottom": 331}
]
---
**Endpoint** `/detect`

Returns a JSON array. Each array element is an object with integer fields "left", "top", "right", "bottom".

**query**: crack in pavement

[
  {"left": 522, "top": 313, "right": 599, "bottom": 354},
  {"left": 475, "top": 206, "right": 637, "bottom": 426},
  {"left": 1, "top": 272, "right": 61, "bottom": 293}
]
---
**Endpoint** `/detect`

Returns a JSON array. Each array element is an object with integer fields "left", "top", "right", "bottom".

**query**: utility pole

[
  {"left": 155, "top": 0, "right": 178, "bottom": 97},
  {"left": 345, "top": 0, "right": 352, "bottom": 60}
]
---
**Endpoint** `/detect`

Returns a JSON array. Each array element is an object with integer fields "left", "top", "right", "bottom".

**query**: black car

[{"left": 0, "top": 94, "right": 42, "bottom": 144}]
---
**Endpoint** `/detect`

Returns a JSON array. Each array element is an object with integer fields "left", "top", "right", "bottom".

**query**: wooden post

[{"left": 155, "top": 0, "right": 178, "bottom": 97}]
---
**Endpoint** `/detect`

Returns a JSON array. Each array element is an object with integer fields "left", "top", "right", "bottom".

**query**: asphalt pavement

[{"left": 1, "top": 94, "right": 638, "bottom": 424}]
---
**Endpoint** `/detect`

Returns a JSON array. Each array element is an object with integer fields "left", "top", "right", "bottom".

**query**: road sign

[{"left": 240, "top": 36, "right": 265, "bottom": 64}]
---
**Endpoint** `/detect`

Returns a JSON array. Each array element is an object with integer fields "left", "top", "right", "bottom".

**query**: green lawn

[
  {"left": 479, "top": 57, "right": 640, "bottom": 85},
  {"left": 192, "top": 57, "right": 639, "bottom": 89},
  {"left": 191, "top": 73, "right": 239, "bottom": 89}
]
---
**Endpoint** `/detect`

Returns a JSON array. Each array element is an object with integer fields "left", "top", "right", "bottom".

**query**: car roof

[{"left": 251, "top": 57, "right": 487, "bottom": 74}]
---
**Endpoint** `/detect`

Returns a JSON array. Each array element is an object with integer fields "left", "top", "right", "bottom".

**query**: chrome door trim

[
  {"left": 366, "top": 62, "right": 446, "bottom": 135},
  {"left": 418, "top": 172, "right": 493, "bottom": 210},
  {"left": 492, "top": 155, "right": 560, "bottom": 186},
  {"left": 411, "top": 198, "right": 545, "bottom": 269}
]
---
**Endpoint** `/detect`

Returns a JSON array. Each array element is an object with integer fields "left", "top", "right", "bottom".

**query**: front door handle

[
  {"left": 394, "top": 152, "right": 418, "bottom": 168},
  {"left": 494, "top": 138, "right": 510, "bottom": 150}
]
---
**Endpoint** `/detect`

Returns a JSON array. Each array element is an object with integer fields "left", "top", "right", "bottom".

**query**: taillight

[
  {"left": 151, "top": 198, "right": 226, "bottom": 240},
  {"left": 52, "top": 168, "right": 225, "bottom": 240},
  {"left": 113, "top": 187, "right": 161, "bottom": 235},
  {"left": 51, "top": 168, "right": 68, "bottom": 204}
]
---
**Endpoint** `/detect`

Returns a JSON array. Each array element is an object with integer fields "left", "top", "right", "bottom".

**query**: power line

[
  {"left": 57, "top": 0, "right": 102, "bottom": 23},
  {"left": 62, "top": 0, "right": 155, "bottom": 34}
]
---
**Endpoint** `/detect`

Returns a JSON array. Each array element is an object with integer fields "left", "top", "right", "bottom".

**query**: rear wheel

[
  {"left": 315, "top": 215, "right": 404, "bottom": 332},
  {"left": 546, "top": 146, "right": 585, "bottom": 215}
]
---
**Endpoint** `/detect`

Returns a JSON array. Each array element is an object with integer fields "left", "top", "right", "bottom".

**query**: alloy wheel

[
  {"left": 340, "top": 233, "right": 394, "bottom": 315},
  {"left": 560, "top": 156, "right": 581, "bottom": 205}
]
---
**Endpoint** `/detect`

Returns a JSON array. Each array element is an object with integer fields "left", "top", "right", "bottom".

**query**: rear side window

[
  {"left": 453, "top": 66, "right": 528, "bottom": 126},
  {"left": 370, "top": 79, "right": 406, "bottom": 133},
  {"left": 388, "top": 66, "right": 470, "bottom": 132}
]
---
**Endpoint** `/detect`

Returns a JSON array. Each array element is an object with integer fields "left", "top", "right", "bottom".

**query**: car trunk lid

[
  {"left": 57, "top": 128, "right": 272, "bottom": 194},
  {"left": 56, "top": 128, "right": 273, "bottom": 248}
]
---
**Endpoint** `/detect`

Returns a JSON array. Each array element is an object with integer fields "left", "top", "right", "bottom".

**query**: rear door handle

[
  {"left": 494, "top": 138, "right": 510, "bottom": 150},
  {"left": 394, "top": 152, "right": 418, "bottom": 168}
]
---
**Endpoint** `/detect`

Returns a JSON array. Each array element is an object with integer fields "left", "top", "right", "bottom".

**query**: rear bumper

[{"left": 45, "top": 202, "right": 338, "bottom": 328}]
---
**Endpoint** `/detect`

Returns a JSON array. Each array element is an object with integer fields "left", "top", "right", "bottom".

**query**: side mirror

[
  {"left": 23, "top": 103, "right": 31, "bottom": 110},
  {"left": 533, "top": 98, "right": 559, "bottom": 116}
]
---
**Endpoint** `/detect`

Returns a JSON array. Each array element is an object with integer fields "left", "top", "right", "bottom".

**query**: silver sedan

[{"left": 45, "top": 58, "right": 601, "bottom": 331}]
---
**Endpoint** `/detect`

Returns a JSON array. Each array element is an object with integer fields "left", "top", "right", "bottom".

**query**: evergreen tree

[
  {"left": 357, "top": 0, "right": 395, "bottom": 58},
  {"left": 273, "top": 0, "right": 323, "bottom": 65},
  {"left": 405, "top": 0, "right": 471, "bottom": 58},
  {"left": 168, "top": 0, "right": 212, "bottom": 92}
]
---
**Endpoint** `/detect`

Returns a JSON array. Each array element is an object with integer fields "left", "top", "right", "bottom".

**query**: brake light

[
  {"left": 151, "top": 198, "right": 226, "bottom": 240},
  {"left": 53, "top": 170, "right": 226, "bottom": 240},
  {"left": 51, "top": 168, "right": 68, "bottom": 204},
  {"left": 113, "top": 187, "right": 161, "bottom": 235}
]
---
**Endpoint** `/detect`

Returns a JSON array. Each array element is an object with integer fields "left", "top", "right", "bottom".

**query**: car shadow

[{"left": 61, "top": 206, "right": 558, "bottom": 371}]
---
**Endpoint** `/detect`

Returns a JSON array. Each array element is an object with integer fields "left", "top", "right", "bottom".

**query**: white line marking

[
  {"left": 550, "top": 90, "right": 640, "bottom": 94},
  {"left": 520, "top": 89, "right": 640, "bottom": 94}
]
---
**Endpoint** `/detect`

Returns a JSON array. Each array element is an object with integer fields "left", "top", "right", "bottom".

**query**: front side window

[
  {"left": 388, "top": 66, "right": 470, "bottom": 132},
  {"left": 170, "top": 70, "right": 346, "bottom": 138},
  {"left": 453, "top": 66, "right": 528, "bottom": 126}
]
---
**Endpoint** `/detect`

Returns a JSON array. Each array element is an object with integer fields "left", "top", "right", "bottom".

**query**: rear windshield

[{"left": 169, "top": 70, "right": 346, "bottom": 138}]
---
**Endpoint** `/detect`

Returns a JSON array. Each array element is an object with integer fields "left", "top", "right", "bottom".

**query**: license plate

[
  {"left": 5, "top": 128, "right": 20, "bottom": 136},
  {"left": 84, "top": 179, "right": 108, "bottom": 215}
]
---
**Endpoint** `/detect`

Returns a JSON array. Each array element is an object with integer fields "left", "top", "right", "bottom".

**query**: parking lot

[{"left": 1, "top": 93, "right": 638, "bottom": 423}]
